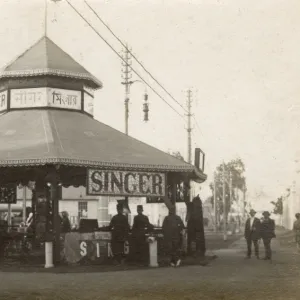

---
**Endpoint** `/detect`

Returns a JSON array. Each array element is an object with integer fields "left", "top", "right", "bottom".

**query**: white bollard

[
  {"left": 45, "top": 241, "right": 54, "bottom": 268},
  {"left": 148, "top": 236, "right": 158, "bottom": 267}
]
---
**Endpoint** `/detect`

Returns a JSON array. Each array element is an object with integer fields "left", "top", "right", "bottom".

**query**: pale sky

[{"left": 0, "top": 0, "right": 299, "bottom": 210}]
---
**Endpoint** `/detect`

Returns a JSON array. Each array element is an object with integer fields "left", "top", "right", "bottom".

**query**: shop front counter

[{"left": 60, "top": 229, "right": 166, "bottom": 265}]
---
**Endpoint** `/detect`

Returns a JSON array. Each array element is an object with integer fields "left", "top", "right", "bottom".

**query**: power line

[
  {"left": 65, "top": 0, "right": 185, "bottom": 120},
  {"left": 83, "top": 0, "right": 188, "bottom": 114}
]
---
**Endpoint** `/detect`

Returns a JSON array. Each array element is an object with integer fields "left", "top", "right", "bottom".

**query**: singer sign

[{"left": 87, "top": 169, "right": 166, "bottom": 197}]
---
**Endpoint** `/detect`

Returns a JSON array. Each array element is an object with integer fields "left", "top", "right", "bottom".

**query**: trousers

[
  {"left": 246, "top": 238, "right": 259, "bottom": 257},
  {"left": 263, "top": 238, "right": 272, "bottom": 259},
  {"left": 165, "top": 239, "right": 181, "bottom": 263}
]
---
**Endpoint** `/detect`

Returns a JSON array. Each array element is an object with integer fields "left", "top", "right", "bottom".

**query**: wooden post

[
  {"left": 213, "top": 172, "right": 217, "bottom": 232},
  {"left": 45, "top": 168, "right": 61, "bottom": 266},
  {"left": 23, "top": 186, "right": 27, "bottom": 223},
  {"left": 7, "top": 203, "right": 11, "bottom": 232}
]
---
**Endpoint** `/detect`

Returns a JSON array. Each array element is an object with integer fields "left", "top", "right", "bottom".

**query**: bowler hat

[{"left": 249, "top": 209, "right": 256, "bottom": 214}]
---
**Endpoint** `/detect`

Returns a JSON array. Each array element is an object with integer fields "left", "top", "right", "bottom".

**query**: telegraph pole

[
  {"left": 242, "top": 183, "right": 246, "bottom": 223},
  {"left": 213, "top": 172, "right": 218, "bottom": 232},
  {"left": 222, "top": 162, "right": 227, "bottom": 241},
  {"left": 186, "top": 89, "right": 193, "bottom": 164},
  {"left": 121, "top": 44, "right": 132, "bottom": 135}
]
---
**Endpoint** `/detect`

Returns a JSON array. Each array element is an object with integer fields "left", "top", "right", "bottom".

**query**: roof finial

[{"left": 44, "top": 0, "right": 48, "bottom": 37}]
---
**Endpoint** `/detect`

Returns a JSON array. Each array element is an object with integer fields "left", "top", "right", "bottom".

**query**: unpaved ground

[{"left": 0, "top": 230, "right": 299, "bottom": 300}]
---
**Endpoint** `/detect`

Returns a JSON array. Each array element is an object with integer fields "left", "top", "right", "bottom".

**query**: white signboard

[
  {"left": 84, "top": 92, "right": 94, "bottom": 116},
  {"left": 10, "top": 88, "right": 81, "bottom": 111},
  {"left": 0, "top": 90, "right": 8, "bottom": 112},
  {"left": 87, "top": 169, "right": 166, "bottom": 197},
  {"left": 48, "top": 88, "right": 81, "bottom": 110},
  {"left": 10, "top": 88, "right": 47, "bottom": 108}
]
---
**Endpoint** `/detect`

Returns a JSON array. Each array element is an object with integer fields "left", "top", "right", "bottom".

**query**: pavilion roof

[
  {"left": 0, "top": 36, "right": 102, "bottom": 89},
  {"left": 0, "top": 109, "right": 206, "bottom": 182}
]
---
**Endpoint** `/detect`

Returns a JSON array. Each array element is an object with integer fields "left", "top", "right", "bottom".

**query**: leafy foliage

[
  {"left": 271, "top": 197, "right": 283, "bottom": 215},
  {"left": 209, "top": 158, "right": 246, "bottom": 216}
]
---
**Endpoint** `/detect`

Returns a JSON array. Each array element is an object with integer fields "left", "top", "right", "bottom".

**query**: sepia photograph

[{"left": 0, "top": 0, "right": 299, "bottom": 299}]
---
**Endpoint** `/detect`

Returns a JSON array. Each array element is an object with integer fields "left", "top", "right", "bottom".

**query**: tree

[
  {"left": 209, "top": 158, "right": 246, "bottom": 218},
  {"left": 271, "top": 196, "right": 283, "bottom": 226},
  {"left": 271, "top": 197, "right": 283, "bottom": 215}
]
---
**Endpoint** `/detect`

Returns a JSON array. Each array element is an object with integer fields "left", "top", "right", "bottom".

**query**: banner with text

[
  {"left": 10, "top": 87, "right": 81, "bottom": 110},
  {"left": 87, "top": 169, "right": 166, "bottom": 197}
]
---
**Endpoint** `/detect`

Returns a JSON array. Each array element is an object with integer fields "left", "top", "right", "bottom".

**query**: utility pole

[
  {"left": 222, "top": 162, "right": 227, "bottom": 241},
  {"left": 121, "top": 44, "right": 132, "bottom": 136},
  {"left": 242, "top": 183, "right": 246, "bottom": 223},
  {"left": 213, "top": 172, "right": 218, "bottom": 232},
  {"left": 186, "top": 89, "right": 193, "bottom": 164}
]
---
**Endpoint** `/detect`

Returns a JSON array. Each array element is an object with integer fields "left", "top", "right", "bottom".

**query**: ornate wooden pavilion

[{"left": 0, "top": 36, "right": 206, "bottom": 266}]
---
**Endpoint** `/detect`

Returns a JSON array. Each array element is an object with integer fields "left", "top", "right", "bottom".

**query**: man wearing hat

[
  {"left": 244, "top": 209, "right": 261, "bottom": 259},
  {"left": 109, "top": 203, "right": 130, "bottom": 265},
  {"left": 260, "top": 211, "right": 276, "bottom": 260},
  {"left": 162, "top": 206, "right": 185, "bottom": 267},
  {"left": 131, "top": 205, "right": 154, "bottom": 265}
]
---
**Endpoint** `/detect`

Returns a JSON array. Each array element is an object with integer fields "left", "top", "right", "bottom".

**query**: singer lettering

[{"left": 87, "top": 169, "right": 166, "bottom": 197}]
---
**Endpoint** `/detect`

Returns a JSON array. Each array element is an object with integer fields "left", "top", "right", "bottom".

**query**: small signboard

[
  {"left": 0, "top": 90, "right": 8, "bottom": 113},
  {"left": 87, "top": 169, "right": 166, "bottom": 197},
  {"left": 0, "top": 186, "right": 17, "bottom": 204},
  {"left": 84, "top": 92, "right": 94, "bottom": 116}
]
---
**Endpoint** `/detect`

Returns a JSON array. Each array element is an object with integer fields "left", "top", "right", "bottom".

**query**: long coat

[
  {"left": 260, "top": 218, "right": 276, "bottom": 239},
  {"left": 244, "top": 217, "right": 261, "bottom": 240}
]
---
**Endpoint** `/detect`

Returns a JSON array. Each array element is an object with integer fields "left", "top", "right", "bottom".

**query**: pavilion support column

[
  {"left": 163, "top": 174, "right": 179, "bottom": 213},
  {"left": 45, "top": 168, "right": 61, "bottom": 267}
]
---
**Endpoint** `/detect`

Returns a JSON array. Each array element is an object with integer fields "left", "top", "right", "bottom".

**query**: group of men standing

[
  {"left": 244, "top": 209, "right": 276, "bottom": 260},
  {"left": 108, "top": 201, "right": 196, "bottom": 267}
]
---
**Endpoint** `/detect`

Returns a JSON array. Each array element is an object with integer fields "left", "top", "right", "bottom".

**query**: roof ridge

[
  {"left": 44, "top": 36, "right": 50, "bottom": 67},
  {"left": 0, "top": 36, "right": 45, "bottom": 72}
]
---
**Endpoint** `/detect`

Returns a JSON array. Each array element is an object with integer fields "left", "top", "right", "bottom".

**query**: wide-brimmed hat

[
  {"left": 249, "top": 209, "right": 256, "bottom": 214},
  {"left": 262, "top": 211, "right": 270, "bottom": 217}
]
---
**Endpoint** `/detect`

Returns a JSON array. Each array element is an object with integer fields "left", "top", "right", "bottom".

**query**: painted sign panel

[
  {"left": 10, "top": 88, "right": 47, "bottom": 108},
  {"left": 48, "top": 88, "right": 81, "bottom": 110},
  {"left": 0, "top": 90, "right": 8, "bottom": 112},
  {"left": 87, "top": 169, "right": 166, "bottom": 197},
  {"left": 84, "top": 92, "right": 94, "bottom": 116},
  {"left": 10, "top": 88, "right": 81, "bottom": 110}
]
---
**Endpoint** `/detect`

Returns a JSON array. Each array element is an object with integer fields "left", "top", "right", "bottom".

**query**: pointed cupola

[{"left": 0, "top": 36, "right": 102, "bottom": 116}]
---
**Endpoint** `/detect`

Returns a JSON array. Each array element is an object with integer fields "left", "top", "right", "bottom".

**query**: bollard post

[
  {"left": 148, "top": 236, "right": 158, "bottom": 267},
  {"left": 45, "top": 241, "right": 54, "bottom": 268}
]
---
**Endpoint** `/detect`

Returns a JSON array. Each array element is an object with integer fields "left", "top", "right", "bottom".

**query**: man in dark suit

[
  {"left": 260, "top": 211, "right": 276, "bottom": 260},
  {"left": 131, "top": 205, "right": 154, "bottom": 265},
  {"left": 244, "top": 209, "right": 261, "bottom": 259}
]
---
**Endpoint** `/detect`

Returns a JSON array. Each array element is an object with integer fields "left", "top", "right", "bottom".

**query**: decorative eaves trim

[
  {"left": 0, "top": 157, "right": 195, "bottom": 172},
  {"left": 0, "top": 68, "right": 102, "bottom": 89}
]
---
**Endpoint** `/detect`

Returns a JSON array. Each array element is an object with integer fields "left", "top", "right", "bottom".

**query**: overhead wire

[
  {"left": 65, "top": 0, "right": 185, "bottom": 120},
  {"left": 83, "top": 0, "right": 189, "bottom": 114}
]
